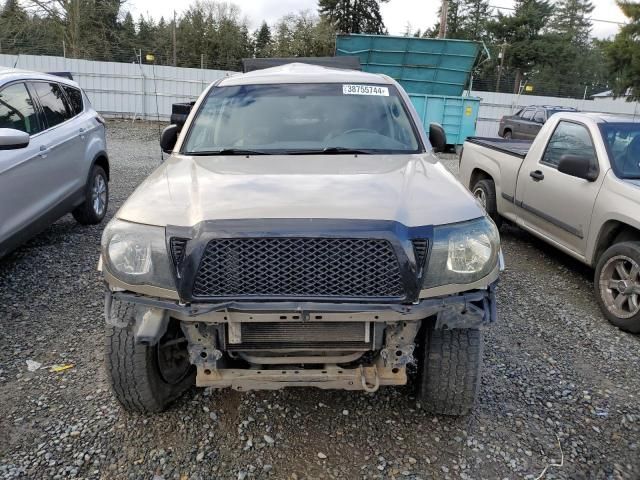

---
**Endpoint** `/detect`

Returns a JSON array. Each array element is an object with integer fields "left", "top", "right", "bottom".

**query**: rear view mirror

[
  {"left": 429, "top": 123, "right": 447, "bottom": 153},
  {"left": 160, "top": 125, "right": 179, "bottom": 153},
  {"left": 0, "top": 128, "right": 29, "bottom": 150},
  {"left": 558, "top": 154, "right": 598, "bottom": 181}
]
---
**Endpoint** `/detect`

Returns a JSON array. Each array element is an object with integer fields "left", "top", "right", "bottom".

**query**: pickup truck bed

[{"left": 465, "top": 137, "right": 532, "bottom": 159}]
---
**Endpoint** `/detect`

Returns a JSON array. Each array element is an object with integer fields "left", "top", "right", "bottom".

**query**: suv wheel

[
  {"left": 503, "top": 130, "right": 512, "bottom": 139},
  {"left": 415, "top": 323, "right": 483, "bottom": 416},
  {"left": 471, "top": 178, "right": 502, "bottom": 228},
  {"left": 105, "top": 302, "right": 195, "bottom": 413},
  {"left": 72, "top": 165, "right": 108, "bottom": 225},
  {"left": 595, "top": 242, "right": 640, "bottom": 333}
]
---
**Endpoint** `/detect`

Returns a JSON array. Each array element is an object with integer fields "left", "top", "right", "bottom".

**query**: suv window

[
  {"left": 31, "top": 82, "right": 72, "bottom": 128},
  {"left": 533, "top": 109, "right": 545, "bottom": 123},
  {"left": 62, "top": 85, "right": 83, "bottom": 116},
  {"left": 542, "top": 121, "right": 597, "bottom": 168},
  {"left": 521, "top": 108, "right": 534, "bottom": 120},
  {"left": 0, "top": 82, "right": 42, "bottom": 134}
]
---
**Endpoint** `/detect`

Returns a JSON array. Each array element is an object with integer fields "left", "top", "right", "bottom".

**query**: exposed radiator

[{"left": 225, "top": 322, "right": 373, "bottom": 351}]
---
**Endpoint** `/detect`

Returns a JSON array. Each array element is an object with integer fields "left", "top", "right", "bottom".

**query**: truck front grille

[{"left": 191, "top": 237, "right": 404, "bottom": 299}]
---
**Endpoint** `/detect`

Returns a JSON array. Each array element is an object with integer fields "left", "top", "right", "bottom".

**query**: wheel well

[
  {"left": 594, "top": 221, "right": 640, "bottom": 263},
  {"left": 469, "top": 168, "right": 492, "bottom": 190},
  {"left": 94, "top": 155, "right": 110, "bottom": 181},
  {"left": 502, "top": 128, "right": 512, "bottom": 135}
]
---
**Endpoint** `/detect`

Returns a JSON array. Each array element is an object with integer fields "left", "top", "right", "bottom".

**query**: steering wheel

[{"left": 326, "top": 128, "right": 379, "bottom": 141}]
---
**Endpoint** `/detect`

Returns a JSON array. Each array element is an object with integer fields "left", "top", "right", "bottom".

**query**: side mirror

[
  {"left": 160, "top": 125, "right": 179, "bottom": 153},
  {"left": 558, "top": 154, "right": 598, "bottom": 181},
  {"left": 0, "top": 128, "right": 29, "bottom": 150},
  {"left": 429, "top": 123, "right": 447, "bottom": 153}
]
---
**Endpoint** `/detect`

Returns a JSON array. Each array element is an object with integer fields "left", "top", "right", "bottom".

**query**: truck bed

[{"left": 465, "top": 137, "right": 532, "bottom": 159}]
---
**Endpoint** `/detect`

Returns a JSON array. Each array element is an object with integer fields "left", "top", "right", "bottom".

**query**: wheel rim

[
  {"left": 92, "top": 174, "right": 107, "bottom": 216},
  {"left": 156, "top": 323, "right": 192, "bottom": 385},
  {"left": 599, "top": 255, "right": 640, "bottom": 319},
  {"left": 473, "top": 187, "right": 487, "bottom": 210}
]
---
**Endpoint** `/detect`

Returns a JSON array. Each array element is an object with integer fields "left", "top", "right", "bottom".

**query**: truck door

[
  {"left": 531, "top": 109, "right": 545, "bottom": 139},
  {"left": 517, "top": 120, "right": 604, "bottom": 256},
  {"left": 518, "top": 108, "right": 535, "bottom": 140}
]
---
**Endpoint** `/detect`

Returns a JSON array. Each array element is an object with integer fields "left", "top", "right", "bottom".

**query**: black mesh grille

[{"left": 192, "top": 237, "right": 405, "bottom": 299}]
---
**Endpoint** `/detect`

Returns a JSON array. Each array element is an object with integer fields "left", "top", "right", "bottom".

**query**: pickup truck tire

[
  {"left": 72, "top": 165, "right": 108, "bottom": 225},
  {"left": 105, "top": 305, "right": 195, "bottom": 413},
  {"left": 471, "top": 179, "right": 502, "bottom": 228},
  {"left": 594, "top": 242, "right": 640, "bottom": 333},
  {"left": 416, "top": 324, "right": 483, "bottom": 416},
  {"left": 502, "top": 130, "right": 512, "bottom": 139}
]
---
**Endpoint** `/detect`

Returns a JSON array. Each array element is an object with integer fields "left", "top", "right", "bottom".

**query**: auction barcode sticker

[{"left": 343, "top": 84, "right": 389, "bottom": 96}]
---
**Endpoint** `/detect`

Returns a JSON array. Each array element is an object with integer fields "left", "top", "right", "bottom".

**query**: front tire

[
  {"left": 416, "top": 324, "right": 483, "bottom": 416},
  {"left": 503, "top": 130, "right": 512, "bottom": 139},
  {"left": 594, "top": 242, "right": 640, "bottom": 333},
  {"left": 73, "top": 165, "right": 108, "bottom": 225},
  {"left": 105, "top": 303, "right": 195, "bottom": 413},
  {"left": 472, "top": 178, "right": 502, "bottom": 228}
]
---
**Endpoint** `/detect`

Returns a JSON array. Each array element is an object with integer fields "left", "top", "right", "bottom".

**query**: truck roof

[
  {"left": 219, "top": 63, "right": 393, "bottom": 87},
  {"left": 566, "top": 112, "right": 640, "bottom": 123}
]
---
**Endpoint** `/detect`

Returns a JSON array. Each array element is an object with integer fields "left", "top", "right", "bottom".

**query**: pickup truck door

[
  {"left": 518, "top": 108, "right": 535, "bottom": 140},
  {"left": 516, "top": 120, "right": 605, "bottom": 256},
  {"left": 530, "top": 109, "right": 545, "bottom": 139}
]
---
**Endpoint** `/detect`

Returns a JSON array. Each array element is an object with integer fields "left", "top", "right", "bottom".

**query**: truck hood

[{"left": 116, "top": 153, "right": 484, "bottom": 228}]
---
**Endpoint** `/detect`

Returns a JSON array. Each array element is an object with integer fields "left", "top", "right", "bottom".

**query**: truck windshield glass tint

[
  {"left": 600, "top": 123, "right": 640, "bottom": 179},
  {"left": 182, "top": 83, "right": 421, "bottom": 154}
]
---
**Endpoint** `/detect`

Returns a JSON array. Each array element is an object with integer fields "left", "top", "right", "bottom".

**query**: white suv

[{"left": 0, "top": 68, "right": 109, "bottom": 257}]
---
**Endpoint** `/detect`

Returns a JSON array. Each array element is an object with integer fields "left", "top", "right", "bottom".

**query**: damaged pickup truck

[{"left": 101, "top": 64, "right": 501, "bottom": 415}]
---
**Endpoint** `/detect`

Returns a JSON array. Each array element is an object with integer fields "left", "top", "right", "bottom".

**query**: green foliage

[
  {"left": 606, "top": 1, "right": 640, "bottom": 100},
  {"left": 425, "top": 0, "right": 492, "bottom": 40},
  {"left": 318, "top": 0, "right": 388, "bottom": 34}
]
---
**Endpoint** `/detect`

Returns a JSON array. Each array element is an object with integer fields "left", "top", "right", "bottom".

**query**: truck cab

[{"left": 460, "top": 112, "right": 640, "bottom": 332}]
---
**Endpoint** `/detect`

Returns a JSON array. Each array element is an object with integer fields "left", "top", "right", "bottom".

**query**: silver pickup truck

[
  {"left": 100, "top": 64, "right": 502, "bottom": 415},
  {"left": 460, "top": 112, "right": 640, "bottom": 332}
]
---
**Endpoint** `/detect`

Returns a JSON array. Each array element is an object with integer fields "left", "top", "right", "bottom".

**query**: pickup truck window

[
  {"left": 600, "top": 122, "right": 640, "bottom": 179},
  {"left": 183, "top": 83, "right": 422, "bottom": 155},
  {"left": 521, "top": 109, "right": 534, "bottom": 121},
  {"left": 533, "top": 110, "right": 545, "bottom": 123},
  {"left": 542, "top": 121, "right": 596, "bottom": 168}
]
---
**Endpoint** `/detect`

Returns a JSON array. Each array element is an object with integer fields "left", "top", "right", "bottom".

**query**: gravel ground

[{"left": 1, "top": 120, "right": 639, "bottom": 480}]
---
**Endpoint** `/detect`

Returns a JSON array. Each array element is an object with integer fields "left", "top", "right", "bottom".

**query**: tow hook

[{"left": 360, "top": 365, "right": 380, "bottom": 393}]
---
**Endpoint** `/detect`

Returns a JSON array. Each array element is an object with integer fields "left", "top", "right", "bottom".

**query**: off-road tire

[
  {"left": 416, "top": 324, "right": 483, "bottom": 416},
  {"left": 105, "top": 302, "right": 195, "bottom": 413},
  {"left": 472, "top": 178, "right": 502, "bottom": 228},
  {"left": 72, "top": 165, "right": 108, "bottom": 225},
  {"left": 594, "top": 241, "right": 640, "bottom": 333}
]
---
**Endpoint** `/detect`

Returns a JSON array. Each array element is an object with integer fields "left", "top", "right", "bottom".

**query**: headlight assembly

[
  {"left": 101, "top": 219, "right": 175, "bottom": 290},
  {"left": 423, "top": 216, "right": 500, "bottom": 289}
]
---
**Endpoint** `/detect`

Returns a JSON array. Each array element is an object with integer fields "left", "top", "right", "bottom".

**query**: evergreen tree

[
  {"left": 487, "top": 0, "right": 554, "bottom": 92},
  {"left": 605, "top": 0, "right": 640, "bottom": 99},
  {"left": 425, "top": 0, "right": 491, "bottom": 40},
  {"left": 254, "top": 21, "right": 272, "bottom": 57},
  {"left": 318, "top": 0, "right": 388, "bottom": 34},
  {"left": 550, "top": 0, "right": 594, "bottom": 45}
]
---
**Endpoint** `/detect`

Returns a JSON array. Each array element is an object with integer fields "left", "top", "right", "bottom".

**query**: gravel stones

[{"left": 0, "top": 128, "right": 638, "bottom": 479}]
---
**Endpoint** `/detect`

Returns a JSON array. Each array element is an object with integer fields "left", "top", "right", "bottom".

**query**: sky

[{"left": 129, "top": 0, "right": 628, "bottom": 40}]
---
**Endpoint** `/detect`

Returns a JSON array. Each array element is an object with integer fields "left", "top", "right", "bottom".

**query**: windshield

[
  {"left": 182, "top": 83, "right": 422, "bottom": 155},
  {"left": 599, "top": 122, "right": 640, "bottom": 179}
]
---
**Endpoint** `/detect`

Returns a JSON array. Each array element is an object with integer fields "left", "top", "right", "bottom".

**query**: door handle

[
  {"left": 79, "top": 127, "right": 86, "bottom": 138},
  {"left": 530, "top": 170, "right": 544, "bottom": 181},
  {"left": 39, "top": 145, "right": 48, "bottom": 158}
]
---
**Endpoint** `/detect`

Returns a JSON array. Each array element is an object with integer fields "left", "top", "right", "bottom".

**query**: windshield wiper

[
  {"left": 187, "top": 148, "right": 271, "bottom": 156},
  {"left": 282, "top": 146, "right": 376, "bottom": 155}
]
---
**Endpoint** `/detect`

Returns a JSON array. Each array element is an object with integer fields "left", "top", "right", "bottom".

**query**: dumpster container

[
  {"left": 335, "top": 34, "right": 479, "bottom": 97},
  {"left": 409, "top": 94, "right": 480, "bottom": 146},
  {"left": 336, "top": 34, "right": 481, "bottom": 144}
]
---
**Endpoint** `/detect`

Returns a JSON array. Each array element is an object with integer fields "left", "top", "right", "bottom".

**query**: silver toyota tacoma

[{"left": 100, "top": 64, "right": 501, "bottom": 415}]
